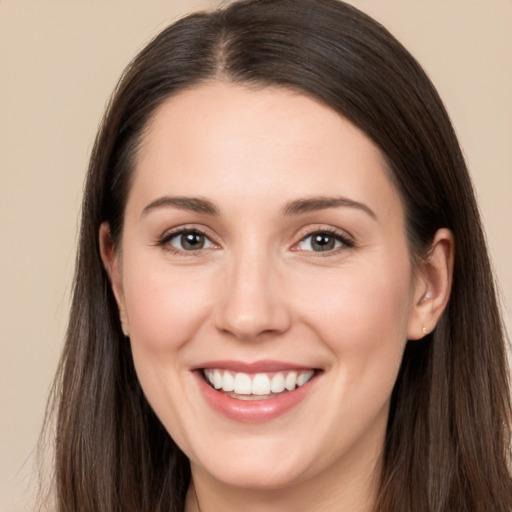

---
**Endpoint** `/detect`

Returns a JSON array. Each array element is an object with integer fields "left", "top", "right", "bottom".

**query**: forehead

[{"left": 128, "top": 82, "right": 402, "bottom": 221}]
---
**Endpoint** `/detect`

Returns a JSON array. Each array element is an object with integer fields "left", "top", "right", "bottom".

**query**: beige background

[{"left": 1, "top": 1, "right": 511, "bottom": 510}]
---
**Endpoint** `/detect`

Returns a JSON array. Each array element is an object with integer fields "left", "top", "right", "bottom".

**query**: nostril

[{"left": 214, "top": 302, "right": 292, "bottom": 341}]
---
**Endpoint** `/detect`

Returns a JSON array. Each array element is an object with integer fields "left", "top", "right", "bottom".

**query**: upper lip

[{"left": 191, "top": 359, "right": 318, "bottom": 373}]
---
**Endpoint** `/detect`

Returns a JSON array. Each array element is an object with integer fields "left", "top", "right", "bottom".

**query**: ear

[
  {"left": 99, "top": 222, "right": 129, "bottom": 336},
  {"left": 407, "top": 228, "right": 455, "bottom": 340}
]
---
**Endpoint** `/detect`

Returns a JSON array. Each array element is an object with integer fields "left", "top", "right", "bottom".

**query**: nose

[{"left": 213, "top": 250, "right": 292, "bottom": 341}]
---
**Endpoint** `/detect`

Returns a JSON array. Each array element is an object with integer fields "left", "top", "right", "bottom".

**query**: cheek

[
  {"left": 120, "top": 258, "right": 217, "bottom": 438},
  {"left": 292, "top": 258, "right": 414, "bottom": 374},
  {"left": 122, "top": 260, "right": 214, "bottom": 350},
  {"left": 287, "top": 259, "right": 414, "bottom": 451}
]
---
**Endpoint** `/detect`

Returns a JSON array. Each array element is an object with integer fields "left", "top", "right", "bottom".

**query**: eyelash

[
  {"left": 294, "top": 227, "right": 355, "bottom": 255},
  {"left": 157, "top": 226, "right": 355, "bottom": 256},
  {"left": 157, "top": 227, "right": 218, "bottom": 256}
]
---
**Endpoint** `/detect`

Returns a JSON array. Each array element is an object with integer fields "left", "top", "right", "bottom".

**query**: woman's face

[{"left": 104, "top": 83, "right": 432, "bottom": 493}]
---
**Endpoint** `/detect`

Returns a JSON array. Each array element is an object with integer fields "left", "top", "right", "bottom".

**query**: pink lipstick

[{"left": 193, "top": 360, "right": 320, "bottom": 423}]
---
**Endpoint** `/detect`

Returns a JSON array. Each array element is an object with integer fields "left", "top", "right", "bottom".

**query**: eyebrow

[
  {"left": 283, "top": 196, "right": 376, "bottom": 219},
  {"left": 141, "top": 196, "right": 219, "bottom": 217},
  {"left": 140, "top": 194, "right": 376, "bottom": 220}
]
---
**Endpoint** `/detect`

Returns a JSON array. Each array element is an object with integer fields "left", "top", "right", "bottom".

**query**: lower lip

[{"left": 194, "top": 371, "right": 317, "bottom": 423}]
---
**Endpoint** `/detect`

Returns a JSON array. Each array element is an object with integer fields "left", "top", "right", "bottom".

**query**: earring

[{"left": 422, "top": 326, "right": 428, "bottom": 335}]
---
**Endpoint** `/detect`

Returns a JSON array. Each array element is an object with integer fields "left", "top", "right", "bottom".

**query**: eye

[
  {"left": 297, "top": 231, "right": 348, "bottom": 252},
  {"left": 166, "top": 230, "right": 216, "bottom": 251}
]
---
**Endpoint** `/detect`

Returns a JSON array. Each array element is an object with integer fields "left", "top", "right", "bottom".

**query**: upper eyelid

[
  {"left": 157, "top": 227, "right": 219, "bottom": 255},
  {"left": 293, "top": 225, "right": 354, "bottom": 244},
  {"left": 290, "top": 227, "right": 356, "bottom": 256},
  {"left": 156, "top": 224, "right": 355, "bottom": 249},
  {"left": 159, "top": 224, "right": 218, "bottom": 242}
]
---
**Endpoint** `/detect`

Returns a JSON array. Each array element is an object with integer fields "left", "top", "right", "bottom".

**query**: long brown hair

[{"left": 43, "top": 1, "right": 512, "bottom": 510}]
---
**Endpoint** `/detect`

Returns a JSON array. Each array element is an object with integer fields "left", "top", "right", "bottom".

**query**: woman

[{"left": 43, "top": 0, "right": 512, "bottom": 510}]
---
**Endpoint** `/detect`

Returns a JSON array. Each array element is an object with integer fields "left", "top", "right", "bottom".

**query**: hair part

[{"left": 43, "top": 1, "right": 512, "bottom": 511}]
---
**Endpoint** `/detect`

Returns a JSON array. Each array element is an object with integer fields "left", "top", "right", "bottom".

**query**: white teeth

[
  {"left": 285, "top": 371, "right": 297, "bottom": 391},
  {"left": 297, "top": 370, "right": 314, "bottom": 387},
  {"left": 270, "top": 373, "right": 285, "bottom": 393},
  {"left": 251, "top": 374, "right": 271, "bottom": 395},
  {"left": 234, "top": 373, "right": 252, "bottom": 394},
  {"left": 213, "top": 370, "right": 223, "bottom": 389},
  {"left": 203, "top": 368, "right": 315, "bottom": 396},
  {"left": 222, "top": 371, "right": 234, "bottom": 392}
]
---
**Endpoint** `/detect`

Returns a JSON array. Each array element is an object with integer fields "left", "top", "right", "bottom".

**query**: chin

[
  {"left": 184, "top": 433, "right": 307, "bottom": 489},
  {"left": 198, "top": 458, "right": 306, "bottom": 491}
]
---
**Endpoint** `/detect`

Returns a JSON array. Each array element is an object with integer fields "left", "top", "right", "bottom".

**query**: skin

[{"left": 100, "top": 83, "right": 453, "bottom": 512}]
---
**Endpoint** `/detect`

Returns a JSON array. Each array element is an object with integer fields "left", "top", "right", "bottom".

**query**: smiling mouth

[{"left": 202, "top": 369, "right": 317, "bottom": 400}]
